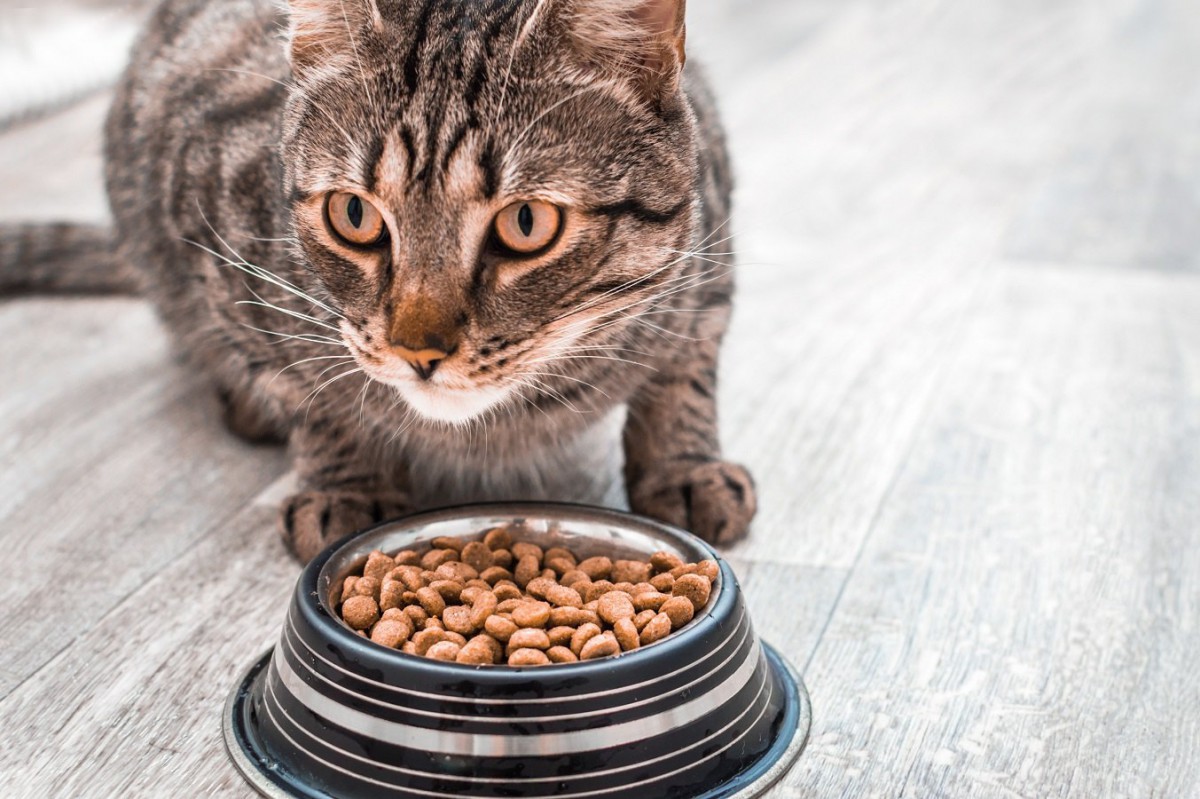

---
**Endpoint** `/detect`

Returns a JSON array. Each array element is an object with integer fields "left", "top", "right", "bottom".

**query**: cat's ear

[
  {"left": 284, "top": 0, "right": 383, "bottom": 74},
  {"left": 562, "top": 0, "right": 688, "bottom": 103}
]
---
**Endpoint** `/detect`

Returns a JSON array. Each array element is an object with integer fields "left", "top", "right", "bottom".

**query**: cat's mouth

[{"left": 384, "top": 377, "right": 512, "bottom": 425}]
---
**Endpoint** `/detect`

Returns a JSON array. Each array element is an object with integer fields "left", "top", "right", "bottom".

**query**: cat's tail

[{"left": 0, "top": 222, "right": 139, "bottom": 296}]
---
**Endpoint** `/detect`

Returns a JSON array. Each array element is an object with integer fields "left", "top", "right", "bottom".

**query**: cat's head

[{"left": 280, "top": 0, "right": 700, "bottom": 424}]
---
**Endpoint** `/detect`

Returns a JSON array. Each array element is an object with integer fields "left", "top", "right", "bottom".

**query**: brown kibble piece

[
  {"left": 494, "top": 583, "right": 523, "bottom": 601},
  {"left": 597, "top": 591, "right": 636, "bottom": 625},
  {"left": 379, "top": 580, "right": 405, "bottom": 611},
  {"left": 484, "top": 614, "right": 519, "bottom": 642},
  {"left": 673, "top": 574, "right": 712, "bottom": 612},
  {"left": 547, "top": 626, "right": 575, "bottom": 647},
  {"left": 353, "top": 576, "right": 381, "bottom": 600},
  {"left": 570, "top": 623, "right": 602, "bottom": 655},
  {"left": 412, "top": 628, "right": 449, "bottom": 655},
  {"left": 393, "top": 566, "right": 425, "bottom": 592},
  {"left": 457, "top": 636, "right": 500, "bottom": 665},
  {"left": 460, "top": 586, "right": 484, "bottom": 606},
  {"left": 491, "top": 549, "right": 514, "bottom": 569},
  {"left": 470, "top": 590, "right": 499, "bottom": 628},
  {"left": 650, "top": 573, "right": 675, "bottom": 593},
  {"left": 393, "top": 549, "right": 421, "bottom": 566},
  {"left": 442, "top": 605, "right": 475, "bottom": 635},
  {"left": 363, "top": 550, "right": 396, "bottom": 581},
  {"left": 544, "top": 546, "right": 576, "bottom": 565},
  {"left": 461, "top": 541, "right": 494, "bottom": 572},
  {"left": 511, "top": 541, "right": 543, "bottom": 562},
  {"left": 580, "top": 632, "right": 621, "bottom": 660},
  {"left": 514, "top": 555, "right": 541, "bottom": 588},
  {"left": 550, "top": 607, "right": 598, "bottom": 627},
  {"left": 545, "top": 557, "right": 576, "bottom": 576},
  {"left": 496, "top": 598, "right": 526, "bottom": 614},
  {"left": 370, "top": 618, "right": 412, "bottom": 648},
  {"left": 508, "top": 648, "right": 551, "bottom": 666},
  {"left": 524, "top": 577, "right": 557, "bottom": 600},
  {"left": 547, "top": 646, "right": 578, "bottom": 663},
  {"left": 661, "top": 596, "right": 696, "bottom": 629},
  {"left": 403, "top": 605, "right": 428, "bottom": 626},
  {"left": 427, "top": 641, "right": 462, "bottom": 661},
  {"left": 480, "top": 566, "right": 514, "bottom": 585},
  {"left": 633, "top": 609, "right": 657, "bottom": 631},
  {"left": 381, "top": 607, "right": 407, "bottom": 621},
  {"left": 340, "top": 576, "right": 359, "bottom": 603},
  {"left": 444, "top": 631, "right": 468, "bottom": 647},
  {"left": 507, "top": 628, "right": 551, "bottom": 653},
  {"left": 639, "top": 613, "right": 672, "bottom": 645},
  {"left": 613, "top": 618, "right": 640, "bottom": 651},
  {"left": 560, "top": 570, "right": 590, "bottom": 588},
  {"left": 611, "top": 582, "right": 637, "bottom": 595},
  {"left": 431, "top": 536, "right": 464, "bottom": 552},
  {"left": 650, "top": 551, "right": 685, "bottom": 573},
  {"left": 401, "top": 641, "right": 418, "bottom": 655},
  {"left": 583, "top": 580, "right": 616, "bottom": 604},
  {"left": 416, "top": 586, "right": 446, "bottom": 617},
  {"left": 546, "top": 584, "right": 584, "bottom": 608},
  {"left": 430, "top": 579, "right": 464, "bottom": 602},
  {"left": 611, "top": 559, "right": 651, "bottom": 584},
  {"left": 483, "top": 527, "right": 514, "bottom": 551},
  {"left": 342, "top": 596, "right": 380, "bottom": 630},
  {"left": 424, "top": 616, "right": 444, "bottom": 630},
  {"left": 512, "top": 601, "right": 551, "bottom": 629},
  {"left": 633, "top": 591, "right": 670, "bottom": 612},
  {"left": 421, "top": 548, "right": 458, "bottom": 570},
  {"left": 696, "top": 560, "right": 720, "bottom": 581},
  {"left": 670, "top": 563, "right": 699, "bottom": 579},
  {"left": 438, "top": 562, "right": 479, "bottom": 582},
  {"left": 577, "top": 556, "right": 613, "bottom": 581}
]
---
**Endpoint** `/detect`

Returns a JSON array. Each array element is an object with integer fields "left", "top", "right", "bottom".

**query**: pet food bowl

[{"left": 224, "top": 503, "right": 811, "bottom": 798}]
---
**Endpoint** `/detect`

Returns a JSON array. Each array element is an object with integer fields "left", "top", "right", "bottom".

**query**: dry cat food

[{"left": 335, "top": 527, "right": 718, "bottom": 666}]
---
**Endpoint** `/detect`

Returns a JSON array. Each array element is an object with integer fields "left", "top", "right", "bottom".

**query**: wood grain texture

[
  {"left": 1, "top": 0, "right": 1199, "bottom": 796},
  {"left": 785, "top": 265, "right": 1200, "bottom": 799}
]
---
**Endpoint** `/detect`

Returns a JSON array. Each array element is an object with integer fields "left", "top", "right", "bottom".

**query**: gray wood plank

[
  {"left": 0, "top": 298, "right": 286, "bottom": 695},
  {"left": 0, "top": 496, "right": 293, "bottom": 799},
  {"left": 779, "top": 264, "right": 1200, "bottom": 798}
]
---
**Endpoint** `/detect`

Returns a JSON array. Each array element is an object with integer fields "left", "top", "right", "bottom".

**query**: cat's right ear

[
  {"left": 284, "top": 0, "right": 383, "bottom": 75},
  {"left": 557, "top": 0, "right": 688, "bottom": 105}
]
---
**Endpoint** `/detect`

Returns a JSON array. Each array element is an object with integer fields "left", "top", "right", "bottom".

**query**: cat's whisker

[
  {"left": 240, "top": 323, "right": 345, "bottom": 347},
  {"left": 338, "top": 0, "right": 379, "bottom": 113},
  {"left": 236, "top": 298, "right": 342, "bottom": 333},
  {"left": 301, "top": 366, "right": 365, "bottom": 422},
  {"left": 506, "top": 373, "right": 585, "bottom": 415},
  {"left": 516, "top": 368, "right": 613, "bottom": 399}
]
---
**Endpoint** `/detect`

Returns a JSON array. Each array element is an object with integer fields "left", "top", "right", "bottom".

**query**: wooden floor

[{"left": 2, "top": 0, "right": 1198, "bottom": 796}]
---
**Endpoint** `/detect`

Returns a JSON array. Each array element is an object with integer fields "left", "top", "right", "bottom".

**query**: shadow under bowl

[{"left": 224, "top": 503, "right": 811, "bottom": 799}]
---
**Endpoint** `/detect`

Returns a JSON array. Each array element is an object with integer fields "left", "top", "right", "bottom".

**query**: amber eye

[
  {"left": 493, "top": 201, "right": 562, "bottom": 256},
  {"left": 326, "top": 192, "right": 386, "bottom": 246}
]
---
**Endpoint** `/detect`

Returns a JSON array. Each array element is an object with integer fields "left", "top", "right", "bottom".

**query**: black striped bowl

[{"left": 224, "top": 503, "right": 810, "bottom": 798}]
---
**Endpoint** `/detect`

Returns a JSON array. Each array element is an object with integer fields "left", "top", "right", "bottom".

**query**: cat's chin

[{"left": 384, "top": 379, "right": 511, "bottom": 425}]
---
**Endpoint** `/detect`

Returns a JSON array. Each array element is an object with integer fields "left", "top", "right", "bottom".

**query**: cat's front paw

[
  {"left": 629, "top": 459, "right": 757, "bottom": 545},
  {"left": 279, "top": 490, "right": 406, "bottom": 563}
]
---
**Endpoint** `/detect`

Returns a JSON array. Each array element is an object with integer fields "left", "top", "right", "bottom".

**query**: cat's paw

[
  {"left": 278, "top": 490, "right": 406, "bottom": 563},
  {"left": 629, "top": 459, "right": 757, "bottom": 545}
]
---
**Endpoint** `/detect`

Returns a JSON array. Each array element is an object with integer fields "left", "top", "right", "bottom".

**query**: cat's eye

[
  {"left": 326, "top": 192, "right": 386, "bottom": 247},
  {"left": 493, "top": 201, "right": 562, "bottom": 256}
]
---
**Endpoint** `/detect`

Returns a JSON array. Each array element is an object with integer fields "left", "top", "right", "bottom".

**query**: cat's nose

[{"left": 391, "top": 343, "right": 450, "bottom": 380}]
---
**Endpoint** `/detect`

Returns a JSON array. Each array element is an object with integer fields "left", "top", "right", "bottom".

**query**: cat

[{"left": 0, "top": 0, "right": 756, "bottom": 562}]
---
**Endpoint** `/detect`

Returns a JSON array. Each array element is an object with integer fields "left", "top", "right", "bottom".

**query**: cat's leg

[
  {"left": 623, "top": 340, "right": 756, "bottom": 545},
  {"left": 215, "top": 383, "right": 288, "bottom": 444},
  {"left": 279, "top": 418, "right": 409, "bottom": 561}
]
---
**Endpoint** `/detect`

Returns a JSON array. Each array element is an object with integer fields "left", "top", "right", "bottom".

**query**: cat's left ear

[
  {"left": 285, "top": 0, "right": 383, "bottom": 74},
  {"left": 563, "top": 0, "right": 688, "bottom": 104}
]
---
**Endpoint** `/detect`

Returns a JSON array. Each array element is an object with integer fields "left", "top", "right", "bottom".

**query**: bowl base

[{"left": 223, "top": 643, "right": 811, "bottom": 799}]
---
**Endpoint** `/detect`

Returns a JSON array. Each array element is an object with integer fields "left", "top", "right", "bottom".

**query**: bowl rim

[{"left": 298, "top": 501, "right": 732, "bottom": 680}]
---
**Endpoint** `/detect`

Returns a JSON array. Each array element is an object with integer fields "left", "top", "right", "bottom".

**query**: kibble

[{"left": 337, "top": 533, "right": 717, "bottom": 665}]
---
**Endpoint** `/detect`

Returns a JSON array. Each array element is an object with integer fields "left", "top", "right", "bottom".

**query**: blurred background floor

[{"left": 1, "top": 0, "right": 1198, "bottom": 797}]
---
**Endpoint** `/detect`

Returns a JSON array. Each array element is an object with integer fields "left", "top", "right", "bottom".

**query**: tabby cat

[{"left": 0, "top": 0, "right": 756, "bottom": 562}]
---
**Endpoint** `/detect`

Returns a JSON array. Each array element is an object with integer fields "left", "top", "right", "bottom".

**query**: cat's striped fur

[{"left": 0, "top": 0, "right": 756, "bottom": 561}]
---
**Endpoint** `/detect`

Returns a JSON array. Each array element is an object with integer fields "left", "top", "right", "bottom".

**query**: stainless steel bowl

[{"left": 224, "top": 503, "right": 811, "bottom": 798}]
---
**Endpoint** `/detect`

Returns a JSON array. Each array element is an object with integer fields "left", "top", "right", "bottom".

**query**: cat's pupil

[
  {"left": 347, "top": 196, "right": 364, "bottom": 228},
  {"left": 518, "top": 204, "right": 534, "bottom": 237}
]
